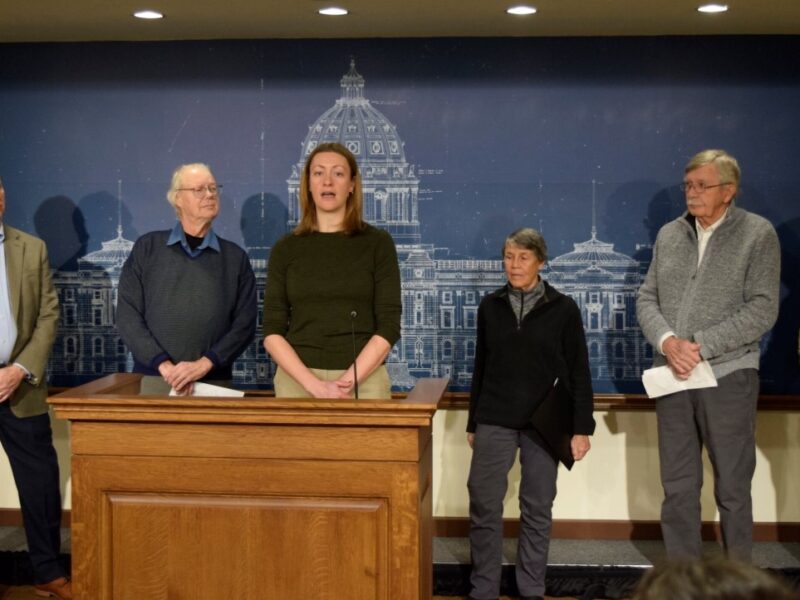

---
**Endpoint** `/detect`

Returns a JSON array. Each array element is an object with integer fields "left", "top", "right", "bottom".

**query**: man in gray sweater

[
  {"left": 636, "top": 149, "right": 780, "bottom": 561},
  {"left": 117, "top": 163, "right": 256, "bottom": 394}
]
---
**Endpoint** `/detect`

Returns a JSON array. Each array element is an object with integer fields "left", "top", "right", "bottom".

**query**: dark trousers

[
  {"left": 467, "top": 423, "right": 558, "bottom": 600},
  {"left": 655, "top": 369, "right": 758, "bottom": 562},
  {"left": 0, "top": 402, "right": 65, "bottom": 583}
]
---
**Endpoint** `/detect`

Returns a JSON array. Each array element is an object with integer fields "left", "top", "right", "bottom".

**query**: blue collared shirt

[
  {"left": 0, "top": 223, "right": 20, "bottom": 365},
  {"left": 166, "top": 222, "right": 221, "bottom": 258}
]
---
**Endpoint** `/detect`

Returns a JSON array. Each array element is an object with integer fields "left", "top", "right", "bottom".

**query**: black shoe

[{"left": 520, "top": 596, "right": 544, "bottom": 600}]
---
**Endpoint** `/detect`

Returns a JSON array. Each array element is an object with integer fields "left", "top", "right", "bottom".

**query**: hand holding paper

[
  {"left": 662, "top": 336, "right": 702, "bottom": 380},
  {"left": 642, "top": 360, "right": 717, "bottom": 399},
  {"left": 169, "top": 382, "right": 244, "bottom": 397}
]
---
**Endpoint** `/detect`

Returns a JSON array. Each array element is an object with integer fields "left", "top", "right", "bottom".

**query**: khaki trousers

[{"left": 273, "top": 365, "right": 391, "bottom": 399}]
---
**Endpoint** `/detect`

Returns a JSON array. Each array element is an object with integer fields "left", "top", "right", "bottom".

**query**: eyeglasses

[
  {"left": 176, "top": 184, "right": 222, "bottom": 198},
  {"left": 679, "top": 181, "right": 729, "bottom": 193}
]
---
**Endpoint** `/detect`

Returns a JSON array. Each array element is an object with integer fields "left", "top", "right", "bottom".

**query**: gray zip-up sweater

[{"left": 636, "top": 205, "right": 780, "bottom": 379}]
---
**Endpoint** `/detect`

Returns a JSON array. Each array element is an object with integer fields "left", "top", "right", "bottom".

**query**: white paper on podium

[
  {"left": 169, "top": 382, "right": 244, "bottom": 397},
  {"left": 642, "top": 360, "right": 718, "bottom": 399}
]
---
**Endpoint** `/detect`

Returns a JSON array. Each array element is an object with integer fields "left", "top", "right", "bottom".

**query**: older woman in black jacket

[{"left": 466, "top": 228, "right": 595, "bottom": 600}]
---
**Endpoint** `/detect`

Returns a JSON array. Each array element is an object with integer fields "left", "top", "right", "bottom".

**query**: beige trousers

[{"left": 273, "top": 365, "right": 391, "bottom": 399}]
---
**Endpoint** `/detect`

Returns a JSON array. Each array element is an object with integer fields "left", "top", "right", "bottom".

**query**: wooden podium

[{"left": 50, "top": 374, "right": 446, "bottom": 600}]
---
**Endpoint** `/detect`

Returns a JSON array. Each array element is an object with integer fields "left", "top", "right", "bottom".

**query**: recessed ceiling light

[
  {"left": 319, "top": 7, "right": 348, "bottom": 16},
  {"left": 697, "top": 4, "right": 728, "bottom": 13},
  {"left": 507, "top": 5, "right": 537, "bottom": 16},
  {"left": 133, "top": 10, "right": 164, "bottom": 20}
]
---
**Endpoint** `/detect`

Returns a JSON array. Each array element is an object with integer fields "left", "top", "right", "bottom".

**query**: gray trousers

[
  {"left": 467, "top": 423, "right": 558, "bottom": 600},
  {"left": 656, "top": 368, "right": 759, "bottom": 561}
]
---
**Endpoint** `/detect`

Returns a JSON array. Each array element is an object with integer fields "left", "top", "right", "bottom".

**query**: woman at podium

[
  {"left": 465, "top": 227, "right": 596, "bottom": 600},
  {"left": 262, "top": 142, "right": 401, "bottom": 399}
]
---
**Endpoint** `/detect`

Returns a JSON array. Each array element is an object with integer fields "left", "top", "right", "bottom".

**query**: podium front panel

[{"left": 52, "top": 375, "right": 445, "bottom": 600}]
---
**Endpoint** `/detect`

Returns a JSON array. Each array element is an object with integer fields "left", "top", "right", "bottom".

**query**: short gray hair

[
  {"left": 685, "top": 149, "right": 740, "bottom": 193},
  {"left": 166, "top": 163, "right": 212, "bottom": 217},
  {"left": 503, "top": 227, "right": 548, "bottom": 262}
]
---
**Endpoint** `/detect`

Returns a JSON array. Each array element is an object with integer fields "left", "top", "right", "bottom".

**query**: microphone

[{"left": 350, "top": 311, "right": 359, "bottom": 399}]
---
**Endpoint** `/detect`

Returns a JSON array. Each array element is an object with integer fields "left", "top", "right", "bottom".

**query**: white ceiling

[{"left": 1, "top": 0, "right": 799, "bottom": 43}]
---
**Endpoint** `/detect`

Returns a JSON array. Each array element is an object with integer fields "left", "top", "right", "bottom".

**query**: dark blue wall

[{"left": 1, "top": 36, "right": 798, "bottom": 393}]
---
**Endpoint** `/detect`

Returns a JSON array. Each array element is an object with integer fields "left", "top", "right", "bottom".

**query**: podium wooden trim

[{"left": 50, "top": 374, "right": 446, "bottom": 600}]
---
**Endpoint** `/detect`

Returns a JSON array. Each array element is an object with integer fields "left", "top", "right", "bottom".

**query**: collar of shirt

[
  {"left": 166, "top": 221, "right": 220, "bottom": 258},
  {"left": 0, "top": 223, "right": 5, "bottom": 244},
  {"left": 695, "top": 207, "right": 729, "bottom": 237},
  {"left": 694, "top": 207, "right": 728, "bottom": 266}
]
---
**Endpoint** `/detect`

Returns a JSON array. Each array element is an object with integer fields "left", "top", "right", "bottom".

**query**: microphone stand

[{"left": 350, "top": 311, "right": 359, "bottom": 400}]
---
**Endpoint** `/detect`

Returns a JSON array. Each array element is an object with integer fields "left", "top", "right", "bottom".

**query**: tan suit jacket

[{"left": 3, "top": 225, "right": 59, "bottom": 417}]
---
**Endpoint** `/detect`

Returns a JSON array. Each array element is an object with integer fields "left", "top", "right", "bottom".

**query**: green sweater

[{"left": 262, "top": 224, "right": 402, "bottom": 370}]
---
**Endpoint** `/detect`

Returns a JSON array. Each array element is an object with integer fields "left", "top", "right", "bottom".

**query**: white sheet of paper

[
  {"left": 642, "top": 360, "right": 718, "bottom": 399},
  {"left": 169, "top": 382, "right": 244, "bottom": 397}
]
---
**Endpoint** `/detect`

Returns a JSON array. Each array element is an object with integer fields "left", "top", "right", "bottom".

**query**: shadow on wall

[
  {"left": 754, "top": 413, "right": 796, "bottom": 543},
  {"left": 50, "top": 415, "right": 71, "bottom": 510},
  {"left": 471, "top": 213, "right": 519, "bottom": 262},
  {"left": 602, "top": 180, "right": 667, "bottom": 258},
  {"left": 79, "top": 190, "right": 138, "bottom": 253},
  {"left": 607, "top": 185, "right": 684, "bottom": 391},
  {"left": 761, "top": 215, "right": 800, "bottom": 394},
  {"left": 631, "top": 186, "right": 686, "bottom": 267},
  {"left": 32, "top": 196, "right": 86, "bottom": 501},
  {"left": 240, "top": 193, "right": 288, "bottom": 249},
  {"left": 33, "top": 196, "right": 87, "bottom": 271},
  {"left": 433, "top": 410, "right": 471, "bottom": 517},
  {"left": 34, "top": 196, "right": 117, "bottom": 388},
  {"left": 758, "top": 214, "right": 800, "bottom": 541}
]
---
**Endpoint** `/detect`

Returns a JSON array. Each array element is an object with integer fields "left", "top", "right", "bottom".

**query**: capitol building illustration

[{"left": 48, "top": 61, "right": 653, "bottom": 393}]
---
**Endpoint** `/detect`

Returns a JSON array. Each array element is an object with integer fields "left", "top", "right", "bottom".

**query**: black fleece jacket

[{"left": 467, "top": 281, "right": 596, "bottom": 435}]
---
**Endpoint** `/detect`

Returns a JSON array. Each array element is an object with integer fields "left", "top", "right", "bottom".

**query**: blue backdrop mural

[{"left": 1, "top": 36, "right": 798, "bottom": 393}]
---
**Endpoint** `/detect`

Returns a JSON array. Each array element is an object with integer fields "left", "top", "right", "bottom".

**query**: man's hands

[
  {"left": 662, "top": 335, "right": 702, "bottom": 380},
  {"left": 0, "top": 364, "right": 26, "bottom": 402},
  {"left": 158, "top": 357, "right": 214, "bottom": 395}
]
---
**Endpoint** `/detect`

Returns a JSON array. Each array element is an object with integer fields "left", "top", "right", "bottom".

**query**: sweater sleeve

[
  {"left": 562, "top": 299, "right": 596, "bottom": 435},
  {"left": 262, "top": 236, "right": 291, "bottom": 338},
  {"left": 116, "top": 239, "right": 169, "bottom": 369},
  {"left": 636, "top": 234, "right": 674, "bottom": 349},
  {"left": 694, "top": 220, "right": 781, "bottom": 359},
  {"left": 372, "top": 229, "right": 402, "bottom": 346},
  {"left": 206, "top": 248, "right": 257, "bottom": 367}
]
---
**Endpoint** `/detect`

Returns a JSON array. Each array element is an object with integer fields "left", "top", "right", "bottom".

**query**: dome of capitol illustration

[
  {"left": 78, "top": 225, "right": 134, "bottom": 270},
  {"left": 298, "top": 59, "right": 408, "bottom": 165},
  {"left": 287, "top": 59, "right": 421, "bottom": 246},
  {"left": 549, "top": 229, "right": 639, "bottom": 275}
]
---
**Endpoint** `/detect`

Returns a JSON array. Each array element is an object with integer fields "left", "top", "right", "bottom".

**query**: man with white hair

[
  {"left": 117, "top": 163, "right": 256, "bottom": 394},
  {"left": 636, "top": 149, "right": 780, "bottom": 561}
]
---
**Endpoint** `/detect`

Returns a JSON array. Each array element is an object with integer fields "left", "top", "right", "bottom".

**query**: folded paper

[{"left": 642, "top": 360, "right": 717, "bottom": 399}]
